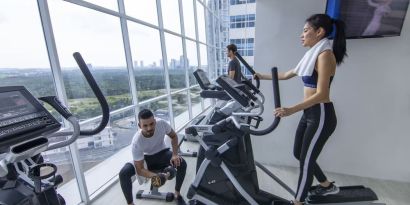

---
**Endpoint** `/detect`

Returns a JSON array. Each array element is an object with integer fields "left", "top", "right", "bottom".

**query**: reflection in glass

[{"left": 128, "top": 22, "right": 167, "bottom": 101}]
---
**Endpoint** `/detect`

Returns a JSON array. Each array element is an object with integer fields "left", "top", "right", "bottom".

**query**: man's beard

[{"left": 142, "top": 130, "right": 154, "bottom": 137}]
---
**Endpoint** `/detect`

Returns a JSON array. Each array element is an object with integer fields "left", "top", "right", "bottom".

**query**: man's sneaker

[{"left": 309, "top": 182, "right": 340, "bottom": 196}]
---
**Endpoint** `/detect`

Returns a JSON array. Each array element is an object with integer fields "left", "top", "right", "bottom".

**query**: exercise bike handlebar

[
  {"left": 248, "top": 67, "right": 281, "bottom": 136},
  {"left": 235, "top": 52, "right": 260, "bottom": 89}
]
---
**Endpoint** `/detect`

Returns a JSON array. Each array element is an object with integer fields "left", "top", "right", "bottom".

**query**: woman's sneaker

[{"left": 309, "top": 182, "right": 340, "bottom": 196}]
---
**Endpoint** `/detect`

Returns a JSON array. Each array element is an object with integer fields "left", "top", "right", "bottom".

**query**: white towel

[{"left": 294, "top": 38, "right": 332, "bottom": 76}]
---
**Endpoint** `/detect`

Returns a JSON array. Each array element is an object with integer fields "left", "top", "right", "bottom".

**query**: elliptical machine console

[{"left": 0, "top": 52, "right": 109, "bottom": 205}]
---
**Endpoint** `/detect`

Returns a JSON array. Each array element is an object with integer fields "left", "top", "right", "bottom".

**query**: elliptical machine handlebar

[
  {"left": 248, "top": 67, "right": 281, "bottom": 135},
  {"left": 73, "top": 52, "right": 110, "bottom": 136},
  {"left": 44, "top": 52, "right": 110, "bottom": 150}
]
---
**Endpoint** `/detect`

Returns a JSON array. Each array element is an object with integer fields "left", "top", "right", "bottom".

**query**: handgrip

[
  {"left": 249, "top": 67, "right": 281, "bottom": 136},
  {"left": 39, "top": 96, "right": 72, "bottom": 119},
  {"left": 235, "top": 52, "right": 260, "bottom": 89},
  {"left": 73, "top": 52, "right": 110, "bottom": 136}
]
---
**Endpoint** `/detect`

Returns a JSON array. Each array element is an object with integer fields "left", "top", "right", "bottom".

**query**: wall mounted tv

[{"left": 326, "top": 0, "right": 410, "bottom": 38}]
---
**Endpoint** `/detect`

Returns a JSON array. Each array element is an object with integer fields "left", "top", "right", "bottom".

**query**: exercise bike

[
  {"left": 185, "top": 67, "right": 382, "bottom": 205},
  {"left": 0, "top": 52, "right": 109, "bottom": 205}
]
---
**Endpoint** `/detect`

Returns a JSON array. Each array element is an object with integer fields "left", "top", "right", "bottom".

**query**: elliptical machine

[
  {"left": 0, "top": 53, "right": 109, "bottom": 205},
  {"left": 185, "top": 67, "right": 382, "bottom": 205}
]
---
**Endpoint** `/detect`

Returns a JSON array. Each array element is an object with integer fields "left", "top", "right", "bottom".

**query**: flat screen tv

[{"left": 326, "top": 0, "right": 410, "bottom": 38}]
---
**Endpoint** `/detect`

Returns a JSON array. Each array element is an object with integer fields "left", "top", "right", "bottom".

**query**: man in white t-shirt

[{"left": 118, "top": 109, "right": 187, "bottom": 205}]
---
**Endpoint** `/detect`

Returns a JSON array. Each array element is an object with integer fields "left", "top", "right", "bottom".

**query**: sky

[{"left": 0, "top": 0, "right": 209, "bottom": 69}]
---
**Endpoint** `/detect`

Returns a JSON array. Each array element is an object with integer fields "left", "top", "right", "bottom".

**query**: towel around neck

[{"left": 294, "top": 38, "right": 332, "bottom": 77}]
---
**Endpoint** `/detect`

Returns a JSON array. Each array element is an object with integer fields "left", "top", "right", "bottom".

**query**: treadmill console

[{"left": 0, "top": 86, "right": 61, "bottom": 152}]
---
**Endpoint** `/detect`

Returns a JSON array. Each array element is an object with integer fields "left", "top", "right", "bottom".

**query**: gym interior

[{"left": 1, "top": 0, "right": 409, "bottom": 205}]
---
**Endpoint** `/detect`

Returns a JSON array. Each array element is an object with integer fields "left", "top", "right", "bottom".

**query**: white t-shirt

[{"left": 132, "top": 119, "right": 172, "bottom": 161}]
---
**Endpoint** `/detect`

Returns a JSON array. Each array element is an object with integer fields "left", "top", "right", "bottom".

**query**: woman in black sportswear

[{"left": 255, "top": 14, "right": 347, "bottom": 205}]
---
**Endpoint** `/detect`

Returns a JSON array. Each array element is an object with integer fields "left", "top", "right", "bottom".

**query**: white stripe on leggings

[{"left": 296, "top": 103, "right": 325, "bottom": 201}]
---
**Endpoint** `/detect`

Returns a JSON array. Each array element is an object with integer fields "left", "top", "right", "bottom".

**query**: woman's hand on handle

[{"left": 274, "top": 107, "right": 297, "bottom": 117}]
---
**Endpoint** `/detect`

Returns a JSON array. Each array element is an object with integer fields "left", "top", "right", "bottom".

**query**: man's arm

[
  {"left": 167, "top": 129, "right": 182, "bottom": 167},
  {"left": 167, "top": 129, "right": 179, "bottom": 156},
  {"left": 229, "top": 70, "right": 236, "bottom": 79},
  {"left": 134, "top": 160, "right": 157, "bottom": 178}
]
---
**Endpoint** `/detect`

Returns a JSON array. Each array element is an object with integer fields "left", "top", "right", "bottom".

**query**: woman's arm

[{"left": 255, "top": 69, "right": 296, "bottom": 80}]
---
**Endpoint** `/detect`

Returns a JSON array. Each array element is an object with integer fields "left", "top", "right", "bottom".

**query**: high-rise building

[{"left": 228, "top": 0, "right": 256, "bottom": 76}]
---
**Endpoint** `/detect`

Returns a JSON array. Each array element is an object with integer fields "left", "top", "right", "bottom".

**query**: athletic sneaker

[{"left": 309, "top": 182, "right": 340, "bottom": 196}]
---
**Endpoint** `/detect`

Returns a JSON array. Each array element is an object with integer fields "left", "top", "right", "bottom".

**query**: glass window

[
  {"left": 172, "top": 91, "right": 189, "bottom": 130},
  {"left": 48, "top": 0, "right": 134, "bottom": 196},
  {"left": 196, "top": 1, "right": 206, "bottom": 43},
  {"left": 161, "top": 0, "right": 181, "bottom": 34},
  {"left": 140, "top": 98, "right": 170, "bottom": 124},
  {"left": 0, "top": 2, "right": 81, "bottom": 204},
  {"left": 199, "top": 44, "right": 208, "bottom": 77},
  {"left": 186, "top": 40, "right": 199, "bottom": 86},
  {"left": 127, "top": 22, "right": 167, "bottom": 101},
  {"left": 78, "top": 110, "right": 137, "bottom": 196},
  {"left": 190, "top": 87, "right": 202, "bottom": 117},
  {"left": 206, "top": 10, "right": 215, "bottom": 46},
  {"left": 84, "top": 0, "right": 118, "bottom": 11},
  {"left": 49, "top": 0, "right": 132, "bottom": 120},
  {"left": 204, "top": 98, "right": 212, "bottom": 109},
  {"left": 165, "top": 33, "right": 186, "bottom": 90},
  {"left": 124, "top": 0, "right": 158, "bottom": 26},
  {"left": 182, "top": 0, "right": 196, "bottom": 39},
  {"left": 0, "top": 1, "right": 56, "bottom": 98},
  {"left": 208, "top": 47, "right": 216, "bottom": 80}
]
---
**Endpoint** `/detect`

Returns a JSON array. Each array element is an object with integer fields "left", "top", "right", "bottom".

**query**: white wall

[{"left": 253, "top": 0, "right": 410, "bottom": 182}]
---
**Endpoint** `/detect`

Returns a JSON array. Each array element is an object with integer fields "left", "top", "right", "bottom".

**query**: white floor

[{"left": 90, "top": 140, "right": 410, "bottom": 205}]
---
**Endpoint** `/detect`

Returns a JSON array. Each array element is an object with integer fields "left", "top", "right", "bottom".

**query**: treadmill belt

[{"left": 307, "top": 186, "right": 378, "bottom": 204}]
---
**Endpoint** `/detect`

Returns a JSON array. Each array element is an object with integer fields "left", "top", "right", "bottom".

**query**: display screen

[
  {"left": 0, "top": 91, "right": 37, "bottom": 121},
  {"left": 197, "top": 70, "right": 211, "bottom": 85},
  {"left": 327, "top": 0, "right": 410, "bottom": 38}
]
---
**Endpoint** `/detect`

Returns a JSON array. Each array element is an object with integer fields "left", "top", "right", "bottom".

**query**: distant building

[{"left": 228, "top": 0, "right": 256, "bottom": 76}]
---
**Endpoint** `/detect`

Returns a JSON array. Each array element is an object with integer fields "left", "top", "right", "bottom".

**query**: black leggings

[
  {"left": 119, "top": 149, "right": 187, "bottom": 204},
  {"left": 293, "top": 103, "right": 337, "bottom": 202}
]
